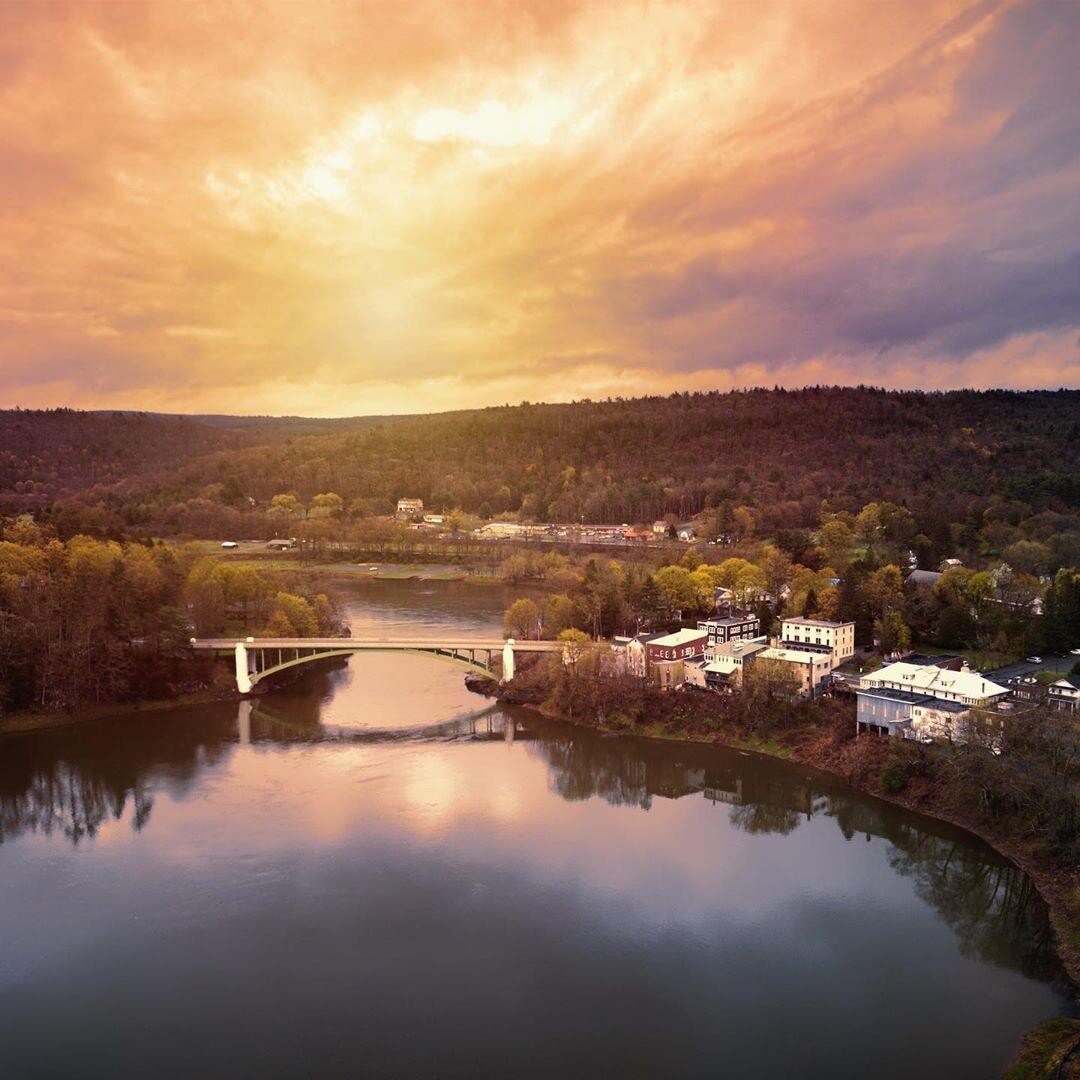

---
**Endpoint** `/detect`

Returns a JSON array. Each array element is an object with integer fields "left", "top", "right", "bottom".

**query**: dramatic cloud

[{"left": 0, "top": 0, "right": 1076, "bottom": 414}]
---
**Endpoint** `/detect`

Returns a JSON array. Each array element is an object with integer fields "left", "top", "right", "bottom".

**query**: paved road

[{"left": 987, "top": 653, "right": 1078, "bottom": 682}]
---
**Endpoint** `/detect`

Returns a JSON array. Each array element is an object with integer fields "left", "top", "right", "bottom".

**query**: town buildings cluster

[
  {"left": 612, "top": 606, "right": 858, "bottom": 700},
  {"left": 395, "top": 498, "right": 699, "bottom": 544},
  {"left": 608, "top": 588, "right": 1077, "bottom": 750}
]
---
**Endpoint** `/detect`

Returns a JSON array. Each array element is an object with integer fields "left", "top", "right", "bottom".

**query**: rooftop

[
  {"left": 709, "top": 639, "right": 769, "bottom": 659},
  {"left": 857, "top": 686, "right": 935, "bottom": 705},
  {"left": 698, "top": 615, "right": 758, "bottom": 628},
  {"left": 862, "top": 661, "right": 1009, "bottom": 700},
  {"left": 906, "top": 569, "right": 942, "bottom": 586},
  {"left": 649, "top": 628, "right": 708, "bottom": 648},
  {"left": 781, "top": 617, "right": 853, "bottom": 630},
  {"left": 911, "top": 698, "right": 970, "bottom": 714},
  {"left": 761, "top": 646, "right": 829, "bottom": 665}
]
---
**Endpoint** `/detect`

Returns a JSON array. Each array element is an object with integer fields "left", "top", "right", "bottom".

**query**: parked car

[
  {"left": 1026, "top": 656, "right": 1042, "bottom": 664},
  {"left": 221, "top": 540, "right": 238, "bottom": 549},
  {"left": 1071, "top": 648, "right": 1080, "bottom": 656}
]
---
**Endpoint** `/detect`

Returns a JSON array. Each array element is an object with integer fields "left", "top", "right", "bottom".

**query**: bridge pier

[
  {"left": 238, "top": 699, "right": 252, "bottom": 744},
  {"left": 234, "top": 641, "right": 253, "bottom": 694},
  {"left": 502, "top": 638, "right": 515, "bottom": 683}
]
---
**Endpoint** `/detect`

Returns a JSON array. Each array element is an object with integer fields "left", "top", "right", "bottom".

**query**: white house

[
  {"left": 857, "top": 662, "right": 1011, "bottom": 744},
  {"left": 396, "top": 498, "right": 424, "bottom": 518},
  {"left": 1049, "top": 676, "right": 1080, "bottom": 710},
  {"left": 860, "top": 662, "right": 1010, "bottom": 707}
]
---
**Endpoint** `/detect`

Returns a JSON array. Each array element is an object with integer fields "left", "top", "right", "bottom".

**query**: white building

[
  {"left": 1049, "top": 676, "right": 1080, "bottom": 710},
  {"left": 860, "top": 662, "right": 1010, "bottom": 707},
  {"left": 683, "top": 658, "right": 708, "bottom": 688},
  {"left": 779, "top": 618, "right": 855, "bottom": 662},
  {"left": 396, "top": 498, "right": 424, "bottom": 518},
  {"left": 857, "top": 662, "right": 1011, "bottom": 744}
]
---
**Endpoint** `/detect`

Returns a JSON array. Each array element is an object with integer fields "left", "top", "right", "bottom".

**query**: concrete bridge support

[
  {"left": 234, "top": 642, "right": 253, "bottom": 695},
  {"left": 502, "top": 639, "right": 515, "bottom": 683},
  {"left": 238, "top": 699, "right": 252, "bottom": 744}
]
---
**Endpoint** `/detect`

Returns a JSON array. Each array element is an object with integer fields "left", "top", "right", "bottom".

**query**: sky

[{"left": 0, "top": 0, "right": 1077, "bottom": 416}]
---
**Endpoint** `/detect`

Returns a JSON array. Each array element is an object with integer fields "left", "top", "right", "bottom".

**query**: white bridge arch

[{"left": 190, "top": 637, "right": 566, "bottom": 694}]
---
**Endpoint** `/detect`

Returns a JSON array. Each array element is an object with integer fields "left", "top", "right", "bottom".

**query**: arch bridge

[{"left": 190, "top": 636, "right": 566, "bottom": 694}]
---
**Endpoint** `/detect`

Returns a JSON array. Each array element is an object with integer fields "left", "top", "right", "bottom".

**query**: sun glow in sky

[{"left": 0, "top": 0, "right": 1077, "bottom": 415}]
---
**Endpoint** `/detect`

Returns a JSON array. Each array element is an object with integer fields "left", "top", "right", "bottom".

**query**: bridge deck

[{"left": 191, "top": 637, "right": 565, "bottom": 651}]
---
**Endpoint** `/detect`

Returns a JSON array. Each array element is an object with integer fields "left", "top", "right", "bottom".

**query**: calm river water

[{"left": 0, "top": 579, "right": 1073, "bottom": 1078}]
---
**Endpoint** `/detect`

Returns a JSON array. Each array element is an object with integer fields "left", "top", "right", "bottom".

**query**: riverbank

[
  {"left": 220, "top": 557, "right": 497, "bottom": 582},
  {"left": 0, "top": 687, "right": 239, "bottom": 737}
]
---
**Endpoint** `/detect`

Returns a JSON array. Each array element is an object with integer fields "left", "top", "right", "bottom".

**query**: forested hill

[
  {"left": 0, "top": 409, "right": 247, "bottom": 507},
  {"left": 0, "top": 407, "right": 401, "bottom": 507},
  {"left": 2, "top": 388, "right": 1079, "bottom": 538}
]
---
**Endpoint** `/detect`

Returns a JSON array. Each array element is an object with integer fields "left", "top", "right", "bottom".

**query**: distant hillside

[
  {"left": 135, "top": 386, "right": 1080, "bottom": 514},
  {"left": 3, "top": 389, "right": 1079, "bottom": 549},
  {"left": 0, "top": 409, "right": 248, "bottom": 507},
  {"left": 128, "top": 411, "right": 412, "bottom": 435},
  {"left": 0, "top": 408, "right": 410, "bottom": 508}
]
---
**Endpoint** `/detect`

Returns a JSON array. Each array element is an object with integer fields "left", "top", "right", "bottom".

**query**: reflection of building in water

[
  {"left": 704, "top": 775, "right": 742, "bottom": 806},
  {"left": 703, "top": 763, "right": 814, "bottom": 819},
  {"left": 649, "top": 760, "right": 706, "bottom": 800}
]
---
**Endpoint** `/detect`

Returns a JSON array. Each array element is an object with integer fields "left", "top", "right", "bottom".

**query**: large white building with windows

[
  {"left": 856, "top": 661, "right": 1010, "bottom": 743},
  {"left": 779, "top": 618, "right": 855, "bottom": 662},
  {"left": 860, "top": 662, "right": 1010, "bottom": 707}
]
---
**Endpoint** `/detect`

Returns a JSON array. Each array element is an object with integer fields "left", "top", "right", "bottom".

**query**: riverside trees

[{"left": 0, "top": 528, "right": 338, "bottom": 713}]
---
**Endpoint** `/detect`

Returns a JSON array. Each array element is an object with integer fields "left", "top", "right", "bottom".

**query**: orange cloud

[{"left": 0, "top": 0, "right": 1075, "bottom": 415}]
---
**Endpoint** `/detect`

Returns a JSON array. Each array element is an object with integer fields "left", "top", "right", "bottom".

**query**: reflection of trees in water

[
  {"left": 528, "top": 719, "right": 816, "bottom": 823},
  {"left": 821, "top": 794, "right": 1060, "bottom": 980},
  {"left": 728, "top": 802, "right": 802, "bottom": 837},
  {"left": 0, "top": 760, "right": 153, "bottom": 846},
  {"left": 535, "top": 732, "right": 653, "bottom": 810},
  {"left": 0, "top": 706, "right": 237, "bottom": 846},
  {"left": 529, "top": 716, "right": 1063, "bottom": 987}
]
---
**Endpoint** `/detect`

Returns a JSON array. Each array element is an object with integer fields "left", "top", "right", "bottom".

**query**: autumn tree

[{"left": 504, "top": 597, "right": 541, "bottom": 640}]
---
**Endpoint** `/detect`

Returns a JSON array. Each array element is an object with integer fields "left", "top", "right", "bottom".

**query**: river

[{"left": 0, "top": 579, "right": 1073, "bottom": 1078}]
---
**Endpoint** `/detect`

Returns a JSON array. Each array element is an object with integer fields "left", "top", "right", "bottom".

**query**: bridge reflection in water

[{"left": 236, "top": 696, "right": 530, "bottom": 745}]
